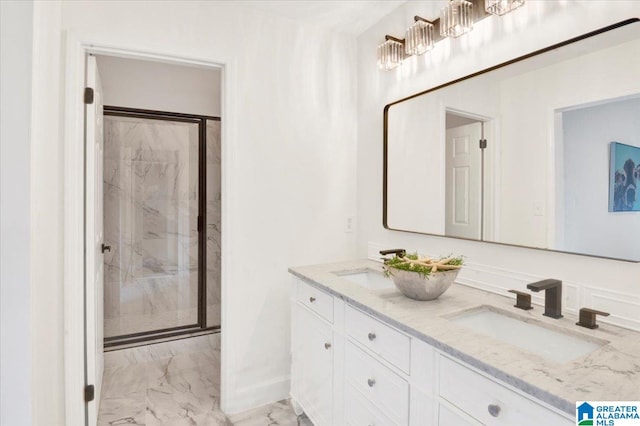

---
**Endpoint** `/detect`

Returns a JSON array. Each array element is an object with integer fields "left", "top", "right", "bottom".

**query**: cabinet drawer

[
  {"left": 346, "top": 383, "right": 399, "bottom": 426},
  {"left": 345, "top": 305, "right": 410, "bottom": 373},
  {"left": 297, "top": 280, "right": 333, "bottom": 323},
  {"left": 345, "top": 341, "right": 409, "bottom": 425},
  {"left": 438, "top": 402, "right": 481, "bottom": 426},
  {"left": 439, "top": 356, "right": 572, "bottom": 425}
]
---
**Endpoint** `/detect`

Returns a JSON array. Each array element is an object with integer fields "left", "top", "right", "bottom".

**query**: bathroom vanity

[{"left": 289, "top": 260, "right": 640, "bottom": 426}]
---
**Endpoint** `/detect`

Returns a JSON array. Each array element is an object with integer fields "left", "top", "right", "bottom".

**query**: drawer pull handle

[
  {"left": 367, "top": 332, "right": 376, "bottom": 341},
  {"left": 324, "top": 342, "right": 331, "bottom": 350},
  {"left": 309, "top": 296, "right": 316, "bottom": 303},
  {"left": 488, "top": 404, "right": 501, "bottom": 417},
  {"left": 367, "top": 378, "right": 376, "bottom": 387}
]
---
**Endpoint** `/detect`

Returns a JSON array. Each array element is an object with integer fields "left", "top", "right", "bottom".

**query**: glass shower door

[{"left": 103, "top": 114, "right": 200, "bottom": 339}]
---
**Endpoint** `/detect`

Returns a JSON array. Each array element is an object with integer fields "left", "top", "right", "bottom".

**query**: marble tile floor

[
  {"left": 99, "top": 334, "right": 310, "bottom": 426},
  {"left": 228, "top": 401, "right": 313, "bottom": 426}
]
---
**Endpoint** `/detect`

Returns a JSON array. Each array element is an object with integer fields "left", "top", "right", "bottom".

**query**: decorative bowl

[
  {"left": 382, "top": 253, "right": 463, "bottom": 301},
  {"left": 389, "top": 268, "right": 459, "bottom": 301}
]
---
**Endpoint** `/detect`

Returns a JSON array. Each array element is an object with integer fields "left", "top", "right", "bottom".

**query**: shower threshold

[{"left": 104, "top": 325, "right": 220, "bottom": 351}]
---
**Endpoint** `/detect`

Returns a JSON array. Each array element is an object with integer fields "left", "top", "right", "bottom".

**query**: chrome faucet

[{"left": 527, "top": 279, "right": 563, "bottom": 319}]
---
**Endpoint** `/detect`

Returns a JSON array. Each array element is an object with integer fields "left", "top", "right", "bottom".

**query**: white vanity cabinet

[
  {"left": 344, "top": 305, "right": 413, "bottom": 425},
  {"left": 291, "top": 279, "right": 337, "bottom": 426},
  {"left": 290, "top": 277, "right": 574, "bottom": 426},
  {"left": 436, "top": 356, "right": 573, "bottom": 426}
]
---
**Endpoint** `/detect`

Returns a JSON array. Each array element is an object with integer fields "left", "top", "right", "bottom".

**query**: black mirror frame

[{"left": 382, "top": 18, "right": 640, "bottom": 263}]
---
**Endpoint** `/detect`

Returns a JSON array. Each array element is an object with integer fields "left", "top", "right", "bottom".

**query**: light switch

[{"left": 533, "top": 201, "right": 544, "bottom": 216}]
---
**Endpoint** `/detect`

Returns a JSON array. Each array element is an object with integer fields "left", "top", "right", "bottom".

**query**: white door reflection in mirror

[{"left": 445, "top": 119, "right": 482, "bottom": 240}]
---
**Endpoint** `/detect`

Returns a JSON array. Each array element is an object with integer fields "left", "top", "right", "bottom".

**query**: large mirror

[{"left": 384, "top": 19, "right": 640, "bottom": 262}]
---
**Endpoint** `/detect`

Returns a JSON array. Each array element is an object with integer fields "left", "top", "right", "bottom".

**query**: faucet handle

[
  {"left": 508, "top": 289, "right": 533, "bottom": 310},
  {"left": 379, "top": 248, "right": 406, "bottom": 258},
  {"left": 576, "top": 308, "right": 610, "bottom": 329}
]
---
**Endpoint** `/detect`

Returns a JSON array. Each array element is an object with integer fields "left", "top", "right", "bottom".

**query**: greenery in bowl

[{"left": 383, "top": 253, "right": 464, "bottom": 279}]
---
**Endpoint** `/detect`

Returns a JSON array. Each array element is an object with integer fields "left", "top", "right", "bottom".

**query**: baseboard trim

[{"left": 223, "top": 375, "right": 290, "bottom": 416}]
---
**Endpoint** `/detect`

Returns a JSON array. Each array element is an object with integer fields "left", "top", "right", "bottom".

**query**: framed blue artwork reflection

[{"left": 610, "top": 141, "right": 640, "bottom": 212}]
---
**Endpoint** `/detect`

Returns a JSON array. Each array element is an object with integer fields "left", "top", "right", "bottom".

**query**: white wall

[
  {"left": 561, "top": 97, "right": 640, "bottom": 259},
  {"left": 357, "top": 1, "right": 640, "bottom": 328},
  {"left": 1, "top": 1, "right": 34, "bottom": 425},
  {"left": 96, "top": 55, "right": 222, "bottom": 116},
  {"left": 29, "top": 0, "right": 357, "bottom": 420}
]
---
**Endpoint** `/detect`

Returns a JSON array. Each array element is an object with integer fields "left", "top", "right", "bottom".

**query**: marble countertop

[{"left": 289, "top": 259, "right": 640, "bottom": 415}]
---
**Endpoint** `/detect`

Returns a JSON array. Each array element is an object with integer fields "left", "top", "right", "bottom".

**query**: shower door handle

[{"left": 101, "top": 244, "right": 111, "bottom": 253}]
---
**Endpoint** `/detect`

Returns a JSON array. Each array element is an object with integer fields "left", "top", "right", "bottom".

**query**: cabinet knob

[
  {"left": 367, "top": 332, "right": 376, "bottom": 341},
  {"left": 324, "top": 342, "right": 331, "bottom": 350},
  {"left": 488, "top": 404, "right": 501, "bottom": 417},
  {"left": 367, "top": 378, "right": 376, "bottom": 387},
  {"left": 309, "top": 296, "right": 316, "bottom": 303}
]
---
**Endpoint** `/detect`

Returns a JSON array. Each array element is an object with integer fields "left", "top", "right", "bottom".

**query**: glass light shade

[
  {"left": 377, "top": 39, "right": 404, "bottom": 70},
  {"left": 405, "top": 20, "right": 435, "bottom": 56},
  {"left": 485, "top": 0, "right": 525, "bottom": 16},
  {"left": 440, "top": 0, "right": 473, "bottom": 38}
]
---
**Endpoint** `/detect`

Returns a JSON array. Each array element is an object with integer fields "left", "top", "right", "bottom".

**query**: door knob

[{"left": 101, "top": 244, "right": 111, "bottom": 253}]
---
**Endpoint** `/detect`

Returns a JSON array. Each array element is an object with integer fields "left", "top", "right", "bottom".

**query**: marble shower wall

[
  {"left": 206, "top": 120, "right": 221, "bottom": 328},
  {"left": 103, "top": 115, "right": 200, "bottom": 338}
]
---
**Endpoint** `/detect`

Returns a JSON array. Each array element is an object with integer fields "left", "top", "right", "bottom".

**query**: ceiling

[{"left": 229, "top": 0, "right": 408, "bottom": 35}]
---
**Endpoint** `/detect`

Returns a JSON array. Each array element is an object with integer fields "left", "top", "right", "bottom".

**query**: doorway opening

[
  {"left": 95, "top": 55, "right": 222, "bottom": 349},
  {"left": 85, "top": 53, "right": 225, "bottom": 425},
  {"left": 102, "top": 107, "right": 221, "bottom": 347},
  {"left": 63, "top": 39, "right": 229, "bottom": 425}
]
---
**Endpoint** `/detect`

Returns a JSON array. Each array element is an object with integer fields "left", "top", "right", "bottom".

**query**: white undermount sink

[
  {"left": 448, "top": 306, "right": 607, "bottom": 363},
  {"left": 335, "top": 269, "right": 395, "bottom": 290}
]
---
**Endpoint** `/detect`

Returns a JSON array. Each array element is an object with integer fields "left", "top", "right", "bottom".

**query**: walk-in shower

[{"left": 102, "top": 107, "right": 221, "bottom": 346}]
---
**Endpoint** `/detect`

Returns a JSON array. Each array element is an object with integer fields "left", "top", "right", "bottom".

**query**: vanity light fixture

[
  {"left": 378, "top": 0, "right": 523, "bottom": 71},
  {"left": 440, "top": 0, "right": 474, "bottom": 38},
  {"left": 377, "top": 35, "right": 405, "bottom": 70},
  {"left": 485, "top": 0, "right": 525, "bottom": 16},
  {"left": 405, "top": 16, "right": 435, "bottom": 56}
]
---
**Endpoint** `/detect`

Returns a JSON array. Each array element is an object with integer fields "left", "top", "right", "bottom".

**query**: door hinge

[
  {"left": 479, "top": 139, "right": 487, "bottom": 149},
  {"left": 84, "top": 87, "right": 94, "bottom": 104},
  {"left": 84, "top": 384, "right": 95, "bottom": 402}
]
